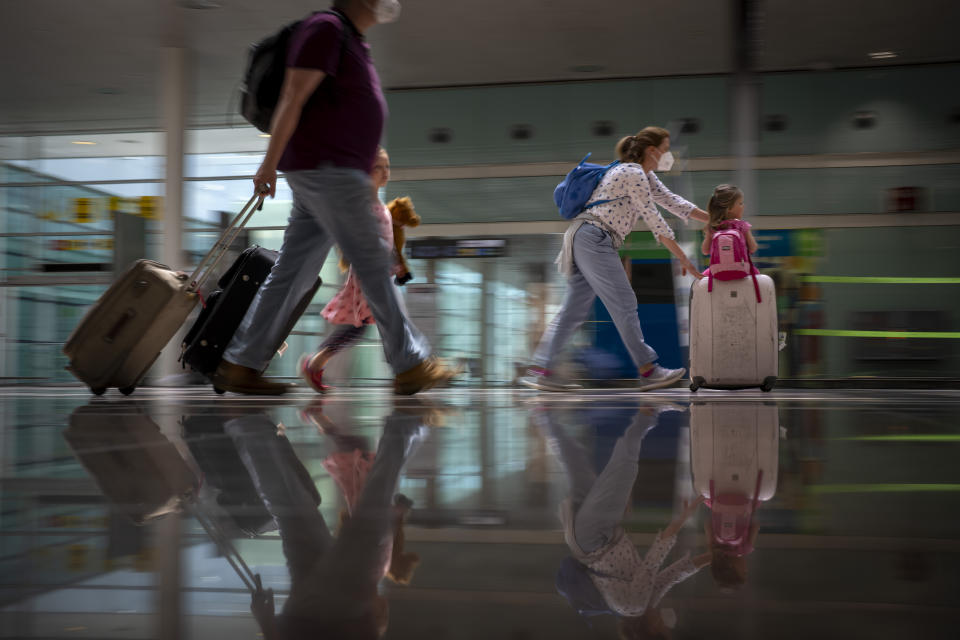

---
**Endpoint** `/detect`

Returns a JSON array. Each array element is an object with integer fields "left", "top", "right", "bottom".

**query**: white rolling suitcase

[
  {"left": 689, "top": 401, "right": 780, "bottom": 551},
  {"left": 688, "top": 274, "right": 778, "bottom": 392}
]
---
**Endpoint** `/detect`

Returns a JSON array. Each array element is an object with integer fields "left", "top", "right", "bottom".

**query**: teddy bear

[
  {"left": 335, "top": 493, "right": 421, "bottom": 586},
  {"left": 386, "top": 196, "right": 420, "bottom": 286}
]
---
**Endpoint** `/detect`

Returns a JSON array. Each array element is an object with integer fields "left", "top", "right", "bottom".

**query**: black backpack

[{"left": 239, "top": 10, "right": 348, "bottom": 133}]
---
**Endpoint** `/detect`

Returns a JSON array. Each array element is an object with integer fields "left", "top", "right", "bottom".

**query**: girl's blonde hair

[
  {"left": 615, "top": 126, "right": 670, "bottom": 164},
  {"left": 707, "top": 184, "right": 743, "bottom": 230},
  {"left": 710, "top": 547, "right": 748, "bottom": 592}
]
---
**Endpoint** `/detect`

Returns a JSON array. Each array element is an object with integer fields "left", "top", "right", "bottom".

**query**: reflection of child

[
  {"left": 701, "top": 184, "right": 758, "bottom": 257},
  {"left": 299, "top": 147, "right": 421, "bottom": 394},
  {"left": 707, "top": 518, "right": 759, "bottom": 592},
  {"left": 303, "top": 403, "right": 421, "bottom": 586}
]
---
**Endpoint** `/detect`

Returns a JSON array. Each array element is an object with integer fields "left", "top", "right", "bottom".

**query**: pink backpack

[
  {"left": 708, "top": 472, "right": 762, "bottom": 557},
  {"left": 708, "top": 226, "right": 761, "bottom": 302}
]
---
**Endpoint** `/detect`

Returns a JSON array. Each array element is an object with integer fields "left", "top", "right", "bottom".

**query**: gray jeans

[
  {"left": 539, "top": 407, "right": 657, "bottom": 554},
  {"left": 532, "top": 223, "right": 658, "bottom": 370},
  {"left": 223, "top": 167, "right": 430, "bottom": 374}
]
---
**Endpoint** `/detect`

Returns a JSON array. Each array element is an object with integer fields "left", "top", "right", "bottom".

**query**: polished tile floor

[{"left": 1, "top": 387, "right": 959, "bottom": 639}]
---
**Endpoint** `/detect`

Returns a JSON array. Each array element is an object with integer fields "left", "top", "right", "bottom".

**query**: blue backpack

[{"left": 553, "top": 153, "right": 620, "bottom": 219}]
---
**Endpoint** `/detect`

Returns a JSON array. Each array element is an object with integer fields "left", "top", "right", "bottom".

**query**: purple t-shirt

[{"left": 278, "top": 12, "right": 387, "bottom": 173}]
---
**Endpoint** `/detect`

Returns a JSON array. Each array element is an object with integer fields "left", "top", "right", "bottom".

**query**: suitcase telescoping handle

[
  {"left": 188, "top": 502, "right": 262, "bottom": 595},
  {"left": 186, "top": 189, "right": 267, "bottom": 294}
]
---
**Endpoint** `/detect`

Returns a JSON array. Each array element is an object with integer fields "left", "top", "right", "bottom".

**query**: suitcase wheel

[
  {"left": 91, "top": 387, "right": 107, "bottom": 396},
  {"left": 119, "top": 386, "right": 136, "bottom": 396},
  {"left": 213, "top": 386, "right": 226, "bottom": 395},
  {"left": 761, "top": 377, "right": 776, "bottom": 393},
  {"left": 690, "top": 376, "right": 705, "bottom": 392}
]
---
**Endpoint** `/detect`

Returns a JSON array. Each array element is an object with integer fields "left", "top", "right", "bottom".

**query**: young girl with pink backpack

[
  {"left": 688, "top": 184, "right": 778, "bottom": 392},
  {"left": 701, "top": 185, "right": 762, "bottom": 302}
]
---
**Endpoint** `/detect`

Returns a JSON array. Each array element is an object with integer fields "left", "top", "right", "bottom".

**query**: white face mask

[
  {"left": 656, "top": 150, "right": 675, "bottom": 172},
  {"left": 365, "top": 0, "right": 401, "bottom": 23}
]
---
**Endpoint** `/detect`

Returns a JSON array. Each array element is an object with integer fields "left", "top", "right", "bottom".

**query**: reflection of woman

[
  {"left": 536, "top": 405, "right": 710, "bottom": 639},
  {"left": 226, "top": 408, "right": 425, "bottom": 640}
]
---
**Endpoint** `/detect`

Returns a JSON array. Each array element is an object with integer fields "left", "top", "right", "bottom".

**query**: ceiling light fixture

[
  {"left": 178, "top": 0, "right": 222, "bottom": 8},
  {"left": 71, "top": 141, "right": 97, "bottom": 145},
  {"left": 258, "top": 134, "right": 271, "bottom": 138},
  {"left": 868, "top": 51, "right": 898, "bottom": 60}
]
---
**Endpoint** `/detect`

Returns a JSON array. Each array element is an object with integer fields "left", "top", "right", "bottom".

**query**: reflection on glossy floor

[{"left": 1, "top": 387, "right": 959, "bottom": 639}]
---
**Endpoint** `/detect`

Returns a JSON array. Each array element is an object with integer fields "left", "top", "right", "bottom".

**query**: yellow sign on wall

[
  {"left": 65, "top": 195, "right": 159, "bottom": 222},
  {"left": 73, "top": 198, "right": 94, "bottom": 223},
  {"left": 138, "top": 196, "right": 162, "bottom": 220}
]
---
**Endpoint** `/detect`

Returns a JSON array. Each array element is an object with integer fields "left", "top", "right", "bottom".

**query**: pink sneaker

[{"left": 298, "top": 354, "right": 331, "bottom": 394}]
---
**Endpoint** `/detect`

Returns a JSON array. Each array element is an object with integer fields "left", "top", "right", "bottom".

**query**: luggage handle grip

[
  {"left": 104, "top": 309, "right": 136, "bottom": 344},
  {"left": 187, "top": 190, "right": 266, "bottom": 293}
]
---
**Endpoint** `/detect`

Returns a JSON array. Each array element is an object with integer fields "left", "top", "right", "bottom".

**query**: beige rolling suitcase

[
  {"left": 688, "top": 274, "right": 778, "bottom": 392},
  {"left": 63, "top": 192, "right": 265, "bottom": 395}
]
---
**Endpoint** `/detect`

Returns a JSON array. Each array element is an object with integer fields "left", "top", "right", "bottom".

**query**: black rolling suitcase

[{"left": 179, "top": 246, "right": 321, "bottom": 383}]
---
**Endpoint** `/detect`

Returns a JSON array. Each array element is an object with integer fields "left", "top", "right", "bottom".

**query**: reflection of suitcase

[
  {"left": 180, "top": 246, "right": 321, "bottom": 380},
  {"left": 182, "top": 413, "right": 276, "bottom": 537},
  {"left": 689, "top": 401, "right": 780, "bottom": 502},
  {"left": 65, "top": 402, "right": 200, "bottom": 524},
  {"left": 63, "top": 193, "right": 265, "bottom": 395},
  {"left": 690, "top": 401, "right": 779, "bottom": 551},
  {"left": 689, "top": 274, "right": 778, "bottom": 392}
]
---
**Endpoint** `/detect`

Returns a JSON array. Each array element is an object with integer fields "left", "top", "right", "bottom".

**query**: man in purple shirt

[{"left": 214, "top": 0, "right": 458, "bottom": 396}]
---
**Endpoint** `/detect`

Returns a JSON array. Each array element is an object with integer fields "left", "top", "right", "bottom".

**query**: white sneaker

[
  {"left": 651, "top": 401, "right": 688, "bottom": 415},
  {"left": 636, "top": 366, "right": 686, "bottom": 391},
  {"left": 518, "top": 367, "right": 582, "bottom": 392}
]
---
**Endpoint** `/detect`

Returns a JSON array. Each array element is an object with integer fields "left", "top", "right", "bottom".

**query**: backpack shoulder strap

[
  {"left": 746, "top": 251, "right": 761, "bottom": 303},
  {"left": 324, "top": 9, "right": 352, "bottom": 77}
]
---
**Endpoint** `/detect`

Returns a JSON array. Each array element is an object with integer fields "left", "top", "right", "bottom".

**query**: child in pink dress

[{"left": 299, "top": 148, "right": 408, "bottom": 393}]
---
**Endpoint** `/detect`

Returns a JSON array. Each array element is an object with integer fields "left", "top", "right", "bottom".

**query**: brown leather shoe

[
  {"left": 211, "top": 361, "right": 294, "bottom": 396},
  {"left": 394, "top": 357, "right": 462, "bottom": 396},
  {"left": 392, "top": 396, "right": 455, "bottom": 427}
]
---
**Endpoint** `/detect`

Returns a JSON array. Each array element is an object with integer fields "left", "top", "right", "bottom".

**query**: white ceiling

[{"left": 1, "top": 0, "right": 959, "bottom": 134}]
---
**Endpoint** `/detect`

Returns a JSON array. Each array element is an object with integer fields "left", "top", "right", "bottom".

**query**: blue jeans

[
  {"left": 532, "top": 224, "right": 659, "bottom": 370},
  {"left": 222, "top": 167, "right": 430, "bottom": 374}
]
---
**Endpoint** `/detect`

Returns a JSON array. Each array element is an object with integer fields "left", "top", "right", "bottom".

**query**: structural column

[
  {"left": 155, "top": 509, "right": 184, "bottom": 640},
  {"left": 731, "top": 0, "right": 763, "bottom": 217},
  {"left": 151, "top": 43, "right": 188, "bottom": 638},
  {"left": 155, "top": 46, "right": 189, "bottom": 381},
  {"left": 162, "top": 46, "right": 187, "bottom": 273}
]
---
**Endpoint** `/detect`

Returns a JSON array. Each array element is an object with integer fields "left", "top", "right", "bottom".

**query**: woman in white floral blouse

[{"left": 521, "top": 126, "right": 711, "bottom": 393}]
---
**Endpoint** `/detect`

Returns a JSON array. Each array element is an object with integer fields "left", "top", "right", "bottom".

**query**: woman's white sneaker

[
  {"left": 518, "top": 367, "right": 582, "bottom": 392},
  {"left": 637, "top": 366, "right": 686, "bottom": 391}
]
